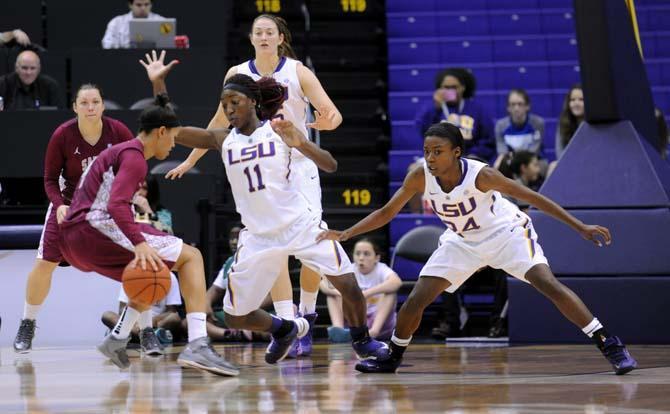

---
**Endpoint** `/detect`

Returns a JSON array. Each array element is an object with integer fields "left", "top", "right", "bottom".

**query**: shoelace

[{"left": 17, "top": 320, "right": 35, "bottom": 342}]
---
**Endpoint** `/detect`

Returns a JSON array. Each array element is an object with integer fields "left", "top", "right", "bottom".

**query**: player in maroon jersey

[
  {"left": 58, "top": 94, "right": 239, "bottom": 376},
  {"left": 13, "top": 84, "right": 135, "bottom": 353}
]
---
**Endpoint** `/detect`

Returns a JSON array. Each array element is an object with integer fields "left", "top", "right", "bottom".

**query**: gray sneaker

[
  {"left": 140, "top": 328, "right": 165, "bottom": 356},
  {"left": 97, "top": 334, "right": 131, "bottom": 369},
  {"left": 177, "top": 337, "right": 240, "bottom": 376},
  {"left": 14, "top": 319, "right": 36, "bottom": 353}
]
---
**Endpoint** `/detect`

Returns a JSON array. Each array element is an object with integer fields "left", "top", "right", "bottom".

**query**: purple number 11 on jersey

[{"left": 243, "top": 164, "right": 266, "bottom": 192}]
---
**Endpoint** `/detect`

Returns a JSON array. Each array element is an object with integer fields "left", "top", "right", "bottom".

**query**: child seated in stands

[{"left": 321, "top": 239, "right": 402, "bottom": 341}]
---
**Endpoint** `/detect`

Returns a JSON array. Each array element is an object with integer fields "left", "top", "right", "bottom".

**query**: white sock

[
  {"left": 112, "top": 306, "right": 141, "bottom": 339},
  {"left": 273, "top": 300, "right": 295, "bottom": 320},
  {"left": 299, "top": 289, "right": 318, "bottom": 315},
  {"left": 138, "top": 310, "right": 153, "bottom": 330},
  {"left": 186, "top": 312, "right": 207, "bottom": 343},
  {"left": 582, "top": 317, "right": 603, "bottom": 338},
  {"left": 23, "top": 303, "right": 42, "bottom": 320},
  {"left": 391, "top": 333, "right": 412, "bottom": 347}
]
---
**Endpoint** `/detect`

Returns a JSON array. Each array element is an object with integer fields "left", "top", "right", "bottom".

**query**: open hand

[
  {"left": 139, "top": 50, "right": 179, "bottom": 83},
  {"left": 165, "top": 159, "right": 193, "bottom": 180},
  {"left": 12, "top": 29, "right": 31, "bottom": 46},
  {"left": 271, "top": 119, "right": 304, "bottom": 148},
  {"left": 130, "top": 242, "right": 165, "bottom": 271},
  {"left": 306, "top": 108, "right": 337, "bottom": 131},
  {"left": 578, "top": 224, "right": 612, "bottom": 247},
  {"left": 315, "top": 229, "right": 351, "bottom": 243}
]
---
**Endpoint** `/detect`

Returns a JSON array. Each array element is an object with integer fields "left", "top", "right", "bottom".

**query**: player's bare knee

[{"left": 176, "top": 244, "right": 203, "bottom": 270}]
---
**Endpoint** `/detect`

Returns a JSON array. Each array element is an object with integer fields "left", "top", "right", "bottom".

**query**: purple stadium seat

[
  {"left": 653, "top": 87, "right": 670, "bottom": 111},
  {"left": 489, "top": 10, "right": 542, "bottom": 36},
  {"left": 439, "top": 38, "right": 493, "bottom": 63},
  {"left": 392, "top": 121, "right": 421, "bottom": 150},
  {"left": 388, "top": 38, "right": 440, "bottom": 65},
  {"left": 490, "top": 0, "right": 539, "bottom": 10},
  {"left": 540, "top": 9, "right": 575, "bottom": 35},
  {"left": 640, "top": 32, "right": 655, "bottom": 57},
  {"left": 387, "top": 13, "right": 438, "bottom": 37},
  {"left": 548, "top": 61, "right": 581, "bottom": 89},
  {"left": 391, "top": 256, "right": 424, "bottom": 281},
  {"left": 645, "top": 60, "right": 662, "bottom": 85},
  {"left": 645, "top": 6, "right": 670, "bottom": 31},
  {"left": 386, "top": 0, "right": 437, "bottom": 13},
  {"left": 545, "top": 35, "right": 578, "bottom": 60},
  {"left": 658, "top": 60, "right": 670, "bottom": 84},
  {"left": 495, "top": 63, "right": 551, "bottom": 90},
  {"left": 389, "top": 150, "right": 422, "bottom": 181},
  {"left": 389, "top": 92, "right": 431, "bottom": 121},
  {"left": 389, "top": 181, "right": 402, "bottom": 197},
  {"left": 493, "top": 36, "right": 547, "bottom": 62},
  {"left": 388, "top": 65, "right": 437, "bottom": 92},
  {"left": 538, "top": 0, "right": 573, "bottom": 8},
  {"left": 468, "top": 65, "right": 496, "bottom": 89},
  {"left": 653, "top": 32, "right": 670, "bottom": 58},
  {"left": 389, "top": 214, "right": 442, "bottom": 245},
  {"left": 437, "top": 12, "right": 490, "bottom": 37}
]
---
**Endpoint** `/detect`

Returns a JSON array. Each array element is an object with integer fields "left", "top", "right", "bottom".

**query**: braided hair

[{"left": 223, "top": 74, "right": 286, "bottom": 121}]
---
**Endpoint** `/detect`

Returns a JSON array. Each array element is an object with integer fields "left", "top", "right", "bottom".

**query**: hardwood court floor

[{"left": 0, "top": 342, "right": 669, "bottom": 413}]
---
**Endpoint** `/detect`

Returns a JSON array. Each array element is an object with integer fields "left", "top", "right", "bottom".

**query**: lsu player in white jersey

[
  {"left": 318, "top": 122, "right": 637, "bottom": 375},
  {"left": 149, "top": 64, "right": 388, "bottom": 366},
  {"left": 164, "top": 14, "right": 341, "bottom": 357}
]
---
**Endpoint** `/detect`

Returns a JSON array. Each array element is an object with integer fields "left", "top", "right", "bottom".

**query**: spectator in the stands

[
  {"left": 414, "top": 67, "right": 495, "bottom": 163},
  {"left": 0, "top": 50, "right": 65, "bottom": 110},
  {"left": 321, "top": 238, "right": 401, "bottom": 342},
  {"left": 0, "top": 29, "right": 31, "bottom": 47},
  {"left": 132, "top": 175, "right": 173, "bottom": 234},
  {"left": 498, "top": 150, "right": 542, "bottom": 210},
  {"left": 555, "top": 84, "right": 584, "bottom": 160},
  {"left": 494, "top": 89, "right": 545, "bottom": 168},
  {"left": 102, "top": 0, "right": 165, "bottom": 49}
]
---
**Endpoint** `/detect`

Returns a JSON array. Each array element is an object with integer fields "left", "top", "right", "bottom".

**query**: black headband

[{"left": 223, "top": 83, "right": 257, "bottom": 100}]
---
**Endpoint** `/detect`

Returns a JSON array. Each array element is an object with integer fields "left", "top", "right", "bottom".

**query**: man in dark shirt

[{"left": 0, "top": 50, "right": 65, "bottom": 110}]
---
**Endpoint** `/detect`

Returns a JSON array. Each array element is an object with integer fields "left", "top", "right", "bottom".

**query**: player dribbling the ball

[{"left": 59, "top": 94, "right": 239, "bottom": 376}]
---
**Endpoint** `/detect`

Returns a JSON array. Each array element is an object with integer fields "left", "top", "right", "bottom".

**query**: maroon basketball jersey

[
  {"left": 43, "top": 116, "right": 134, "bottom": 208},
  {"left": 63, "top": 139, "right": 148, "bottom": 246}
]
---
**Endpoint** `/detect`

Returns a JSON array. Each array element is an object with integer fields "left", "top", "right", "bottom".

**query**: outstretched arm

[
  {"left": 475, "top": 167, "right": 612, "bottom": 246},
  {"left": 317, "top": 165, "right": 425, "bottom": 242},
  {"left": 271, "top": 119, "right": 338, "bottom": 172},
  {"left": 175, "top": 127, "right": 229, "bottom": 152}
]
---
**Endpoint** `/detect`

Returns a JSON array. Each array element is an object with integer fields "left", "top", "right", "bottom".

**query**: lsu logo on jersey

[
  {"left": 226, "top": 142, "right": 276, "bottom": 166},
  {"left": 430, "top": 196, "right": 481, "bottom": 234}
]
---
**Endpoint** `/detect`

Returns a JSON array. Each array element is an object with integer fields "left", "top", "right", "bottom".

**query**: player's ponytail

[
  {"left": 253, "top": 14, "right": 297, "bottom": 59},
  {"left": 223, "top": 74, "right": 286, "bottom": 121},
  {"left": 257, "top": 77, "right": 286, "bottom": 120},
  {"left": 138, "top": 93, "right": 180, "bottom": 133}
]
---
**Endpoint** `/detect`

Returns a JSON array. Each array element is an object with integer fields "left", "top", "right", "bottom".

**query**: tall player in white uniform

[
  {"left": 165, "top": 14, "right": 341, "bottom": 356},
  {"left": 148, "top": 58, "right": 388, "bottom": 365},
  {"left": 318, "top": 122, "right": 638, "bottom": 375}
]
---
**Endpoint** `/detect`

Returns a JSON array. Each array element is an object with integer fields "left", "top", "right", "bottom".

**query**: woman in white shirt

[{"left": 322, "top": 239, "right": 402, "bottom": 340}]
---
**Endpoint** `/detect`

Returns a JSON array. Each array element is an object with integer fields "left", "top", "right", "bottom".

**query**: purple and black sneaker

[
  {"left": 265, "top": 323, "right": 299, "bottom": 364},
  {"left": 601, "top": 336, "right": 637, "bottom": 375},
  {"left": 352, "top": 336, "right": 389, "bottom": 360}
]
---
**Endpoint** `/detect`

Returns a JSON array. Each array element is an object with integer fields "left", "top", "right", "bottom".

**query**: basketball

[{"left": 121, "top": 261, "right": 171, "bottom": 306}]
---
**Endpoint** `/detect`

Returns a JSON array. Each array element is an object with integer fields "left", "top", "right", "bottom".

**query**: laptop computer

[{"left": 128, "top": 18, "right": 177, "bottom": 49}]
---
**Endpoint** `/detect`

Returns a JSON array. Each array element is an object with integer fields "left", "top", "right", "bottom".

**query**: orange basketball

[{"left": 122, "top": 261, "right": 171, "bottom": 306}]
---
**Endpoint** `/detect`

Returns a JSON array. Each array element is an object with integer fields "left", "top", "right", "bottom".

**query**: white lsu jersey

[
  {"left": 236, "top": 56, "right": 309, "bottom": 142},
  {"left": 223, "top": 122, "right": 311, "bottom": 235},
  {"left": 424, "top": 158, "right": 521, "bottom": 243}
]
